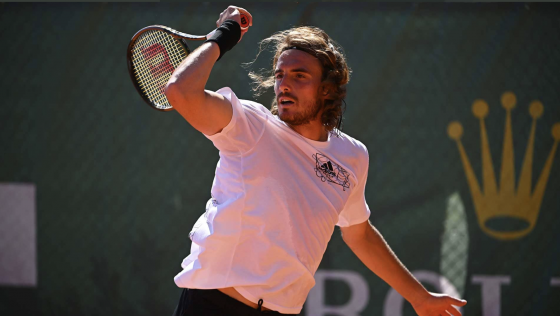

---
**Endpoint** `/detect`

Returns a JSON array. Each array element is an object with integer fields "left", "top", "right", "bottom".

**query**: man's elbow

[
  {"left": 165, "top": 78, "right": 206, "bottom": 107},
  {"left": 165, "top": 81, "right": 197, "bottom": 111},
  {"left": 164, "top": 80, "right": 180, "bottom": 100}
]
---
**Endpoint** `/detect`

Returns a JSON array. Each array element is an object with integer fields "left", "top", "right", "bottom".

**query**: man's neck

[{"left": 287, "top": 120, "right": 329, "bottom": 142}]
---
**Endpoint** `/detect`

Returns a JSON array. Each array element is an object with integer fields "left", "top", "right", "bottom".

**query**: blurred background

[{"left": 1, "top": 2, "right": 559, "bottom": 315}]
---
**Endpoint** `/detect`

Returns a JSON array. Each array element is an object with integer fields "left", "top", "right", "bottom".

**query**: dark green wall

[{"left": 1, "top": 3, "right": 559, "bottom": 315}]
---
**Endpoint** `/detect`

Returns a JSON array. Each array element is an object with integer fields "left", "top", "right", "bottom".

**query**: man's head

[{"left": 249, "top": 26, "right": 351, "bottom": 132}]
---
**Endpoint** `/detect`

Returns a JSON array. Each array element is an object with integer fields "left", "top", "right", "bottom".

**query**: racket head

[{"left": 127, "top": 25, "right": 192, "bottom": 112}]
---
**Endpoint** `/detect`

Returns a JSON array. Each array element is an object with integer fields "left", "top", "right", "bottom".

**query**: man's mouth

[{"left": 278, "top": 96, "right": 296, "bottom": 106}]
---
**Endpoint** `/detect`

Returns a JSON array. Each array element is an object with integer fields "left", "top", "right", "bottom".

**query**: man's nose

[{"left": 278, "top": 77, "right": 291, "bottom": 91}]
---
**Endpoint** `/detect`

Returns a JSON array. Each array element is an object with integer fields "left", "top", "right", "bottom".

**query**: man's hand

[
  {"left": 216, "top": 6, "right": 253, "bottom": 41},
  {"left": 411, "top": 292, "right": 467, "bottom": 316}
]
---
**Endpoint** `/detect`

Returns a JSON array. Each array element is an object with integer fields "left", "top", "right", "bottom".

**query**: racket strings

[{"left": 131, "top": 30, "right": 188, "bottom": 110}]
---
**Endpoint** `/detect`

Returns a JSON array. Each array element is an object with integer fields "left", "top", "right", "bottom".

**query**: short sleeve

[
  {"left": 336, "top": 149, "right": 371, "bottom": 227},
  {"left": 204, "top": 87, "right": 269, "bottom": 155}
]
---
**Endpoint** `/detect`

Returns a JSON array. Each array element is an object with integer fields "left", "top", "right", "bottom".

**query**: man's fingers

[
  {"left": 445, "top": 296, "right": 466, "bottom": 316},
  {"left": 448, "top": 297, "right": 467, "bottom": 306},
  {"left": 447, "top": 305, "right": 462, "bottom": 316}
]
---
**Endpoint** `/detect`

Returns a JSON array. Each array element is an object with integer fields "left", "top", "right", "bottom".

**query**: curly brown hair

[{"left": 248, "top": 26, "right": 351, "bottom": 133}]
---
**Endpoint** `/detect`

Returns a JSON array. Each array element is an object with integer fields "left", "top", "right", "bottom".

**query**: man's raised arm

[{"left": 164, "top": 6, "right": 251, "bottom": 136}]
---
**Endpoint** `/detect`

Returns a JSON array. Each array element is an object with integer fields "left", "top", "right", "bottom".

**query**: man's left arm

[{"left": 340, "top": 220, "right": 467, "bottom": 316}]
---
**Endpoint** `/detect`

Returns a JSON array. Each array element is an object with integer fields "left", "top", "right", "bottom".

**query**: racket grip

[{"left": 239, "top": 13, "right": 250, "bottom": 30}]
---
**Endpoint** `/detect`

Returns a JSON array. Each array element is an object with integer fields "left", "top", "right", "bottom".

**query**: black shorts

[{"left": 172, "top": 288, "right": 298, "bottom": 316}]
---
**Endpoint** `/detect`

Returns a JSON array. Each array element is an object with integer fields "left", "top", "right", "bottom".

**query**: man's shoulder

[
  {"left": 215, "top": 87, "right": 271, "bottom": 117},
  {"left": 333, "top": 130, "right": 369, "bottom": 156},
  {"left": 239, "top": 99, "right": 272, "bottom": 116}
]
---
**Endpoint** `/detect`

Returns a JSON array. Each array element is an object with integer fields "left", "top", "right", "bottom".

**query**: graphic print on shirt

[{"left": 312, "top": 153, "right": 350, "bottom": 191}]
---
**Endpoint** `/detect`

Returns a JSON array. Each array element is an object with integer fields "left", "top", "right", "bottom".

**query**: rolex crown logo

[{"left": 447, "top": 92, "right": 560, "bottom": 240}]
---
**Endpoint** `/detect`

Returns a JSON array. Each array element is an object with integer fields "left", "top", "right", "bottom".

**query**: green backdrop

[{"left": 1, "top": 3, "right": 559, "bottom": 315}]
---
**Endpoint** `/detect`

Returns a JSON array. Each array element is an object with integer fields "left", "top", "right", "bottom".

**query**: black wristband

[{"left": 205, "top": 20, "right": 242, "bottom": 61}]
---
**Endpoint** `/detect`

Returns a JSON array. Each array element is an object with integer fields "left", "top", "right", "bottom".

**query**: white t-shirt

[{"left": 174, "top": 87, "right": 370, "bottom": 314}]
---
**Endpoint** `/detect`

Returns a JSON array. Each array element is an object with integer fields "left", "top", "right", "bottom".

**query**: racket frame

[{"left": 127, "top": 25, "right": 207, "bottom": 112}]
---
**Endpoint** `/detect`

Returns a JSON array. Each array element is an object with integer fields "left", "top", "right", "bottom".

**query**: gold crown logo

[{"left": 447, "top": 92, "right": 560, "bottom": 240}]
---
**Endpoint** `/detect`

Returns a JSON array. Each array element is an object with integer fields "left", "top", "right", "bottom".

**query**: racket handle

[{"left": 239, "top": 13, "right": 250, "bottom": 30}]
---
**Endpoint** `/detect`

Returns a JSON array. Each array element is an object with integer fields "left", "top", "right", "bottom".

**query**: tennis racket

[{"left": 127, "top": 14, "right": 250, "bottom": 112}]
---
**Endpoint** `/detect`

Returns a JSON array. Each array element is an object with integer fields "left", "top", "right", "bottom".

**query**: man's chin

[
  {"left": 278, "top": 113, "right": 293, "bottom": 124},
  {"left": 278, "top": 111, "right": 290, "bottom": 121},
  {"left": 279, "top": 114, "right": 312, "bottom": 126}
]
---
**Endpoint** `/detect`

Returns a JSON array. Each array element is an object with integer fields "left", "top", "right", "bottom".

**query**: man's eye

[
  {"left": 296, "top": 74, "right": 305, "bottom": 78},
  {"left": 275, "top": 74, "right": 283, "bottom": 79}
]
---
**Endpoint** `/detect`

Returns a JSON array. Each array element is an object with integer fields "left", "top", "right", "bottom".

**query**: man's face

[{"left": 274, "top": 49, "right": 324, "bottom": 126}]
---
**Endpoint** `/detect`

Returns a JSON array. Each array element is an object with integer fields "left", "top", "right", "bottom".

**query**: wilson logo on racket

[
  {"left": 127, "top": 25, "right": 201, "bottom": 112},
  {"left": 128, "top": 14, "right": 251, "bottom": 111},
  {"left": 448, "top": 91, "right": 560, "bottom": 240},
  {"left": 141, "top": 43, "right": 175, "bottom": 94}
]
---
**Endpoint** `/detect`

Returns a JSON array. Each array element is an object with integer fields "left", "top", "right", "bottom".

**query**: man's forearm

[{"left": 344, "top": 224, "right": 430, "bottom": 305}]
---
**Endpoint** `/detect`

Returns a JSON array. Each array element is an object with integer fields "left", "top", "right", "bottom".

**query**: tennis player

[{"left": 165, "top": 5, "right": 467, "bottom": 316}]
